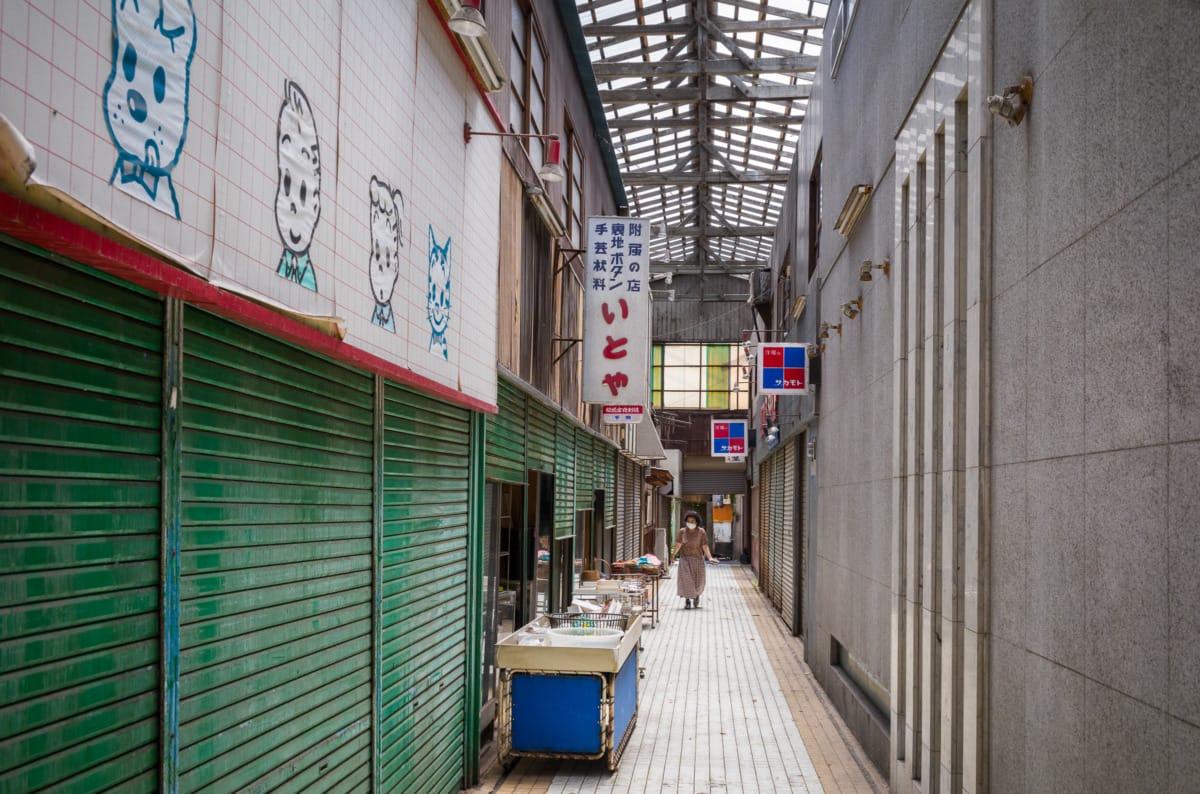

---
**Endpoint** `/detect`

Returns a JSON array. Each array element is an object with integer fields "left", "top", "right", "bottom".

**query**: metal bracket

[{"left": 552, "top": 336, "right": 582, "bottom": 366}]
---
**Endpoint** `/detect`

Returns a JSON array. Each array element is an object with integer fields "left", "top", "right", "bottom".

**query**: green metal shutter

[
  {"left": 486, "top": 379, "right": 525, "bottom": 484},
  {"left": 598, "top": 441, "right": 615, "bottom": 533},
  {"left": 554, "top": 417, "right": 575, "bottom": 538},
  {"left": 1, "top": 252, "right": 163, "bottom": 793},
  {"left": 574, "top": 428, "right": 592, "bottom": 511},
  {"left": 616, "top": 456, "right": 639, "bottom": 561},
  {"left": 525, "top": 401, "right": 554, "bottom": 474},
  {"left": 377, "top": 382, "right": 470, "bottom": 794},
  {"left": 178, "top": 308, "right": 374, "bottom": 793}
]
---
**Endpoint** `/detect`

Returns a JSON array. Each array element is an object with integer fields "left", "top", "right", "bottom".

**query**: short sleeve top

[{"left": 677, "top": 526, "right": 709, "bottom": 558}]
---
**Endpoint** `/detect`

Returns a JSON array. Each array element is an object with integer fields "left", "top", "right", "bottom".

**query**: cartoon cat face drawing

[
  {"left": 275, "top": 82, "right": 321, "bottom": 255},
  {"left": 427, "top": 226, "right": 452, "bottom": 359},
  {"left": 368, "top": 176, "right": 404, "bottom": 305},
  {"left": 103, "top": 0, "right": 197, "bottom": 218}
]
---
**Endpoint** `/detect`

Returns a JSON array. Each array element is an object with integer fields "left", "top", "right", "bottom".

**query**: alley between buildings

[{"left": 474, "top": 564, "right": 885, "bottom": 794}]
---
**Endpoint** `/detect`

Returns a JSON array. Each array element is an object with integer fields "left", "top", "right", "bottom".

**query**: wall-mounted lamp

[
  {"left": 463, "top": 122, "right": 564, "bottom": 182},
  {"left": 858, "top": 258, "right": 891, "bottom": 281},
  {"left": 834, "top": 183, "right": 873, "bottom": 237},
  {"left": 448, "top": 0, "right": 486, "bottom": 37},
  {"left": 841, "top": 297, "right": 863, "bottom": 320},
  {"left": 818, "top": 321, "right": 842, "bottom": 339},
  {"left": 525, "top": 185, "right": 566, "bottom": 237},
  {"left": 986, "top": 75, "right": 1033, "bottom": 127}
]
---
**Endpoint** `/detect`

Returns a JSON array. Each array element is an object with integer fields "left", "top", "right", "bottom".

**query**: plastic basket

[{"left": 546, "top": 612, "right": 627, "bottom": 629}]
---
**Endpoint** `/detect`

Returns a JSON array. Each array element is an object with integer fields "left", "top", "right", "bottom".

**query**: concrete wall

[
  {"left": 986, "top": 2, "right": 1200, "bottom": 791},
  {"left": 783, "top": 0, "right": 1200, "bottom": 790}
]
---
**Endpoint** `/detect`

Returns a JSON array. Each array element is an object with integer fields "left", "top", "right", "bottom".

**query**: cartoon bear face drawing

[
  {"left": 103, "top": 0, "right": 197, "bottom": 218},
  {"left": 368, "top": 176, "right": 404, "bottom": 305},
  {"left": 275, "top": 82, "right": 321, "bottom": 256}
]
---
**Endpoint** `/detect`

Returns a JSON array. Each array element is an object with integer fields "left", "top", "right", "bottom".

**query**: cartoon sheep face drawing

[
  {"left": 426, "top": 226, "right": 452, "bottom": 360},
  {"left": 368, "top": 176, "right": 404, "bottom": 332},
  {"left": 103, "top": 0, "right": 197, "bottom": 219},
  {"left": 274, "top": 81, "right": 322, "bottom": 291}
]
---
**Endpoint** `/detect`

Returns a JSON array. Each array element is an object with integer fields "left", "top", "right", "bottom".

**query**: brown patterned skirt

[{"left": 676, "top": 555, "right": 707, "bottom": 599}]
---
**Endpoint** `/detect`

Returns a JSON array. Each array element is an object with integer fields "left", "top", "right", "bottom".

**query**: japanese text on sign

[
  {"left": 756, "top": 343, "right": 809, "bottom": 395},
  {"left": 583, "top": 217, "right": 650, "bottom": 404},
  {"left": 711, "top": 419, "right": 747, "bottom": 457}
]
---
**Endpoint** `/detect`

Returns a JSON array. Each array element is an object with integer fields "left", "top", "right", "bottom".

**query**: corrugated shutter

[
  {"left": 681, "top": 467, "right": 747, "bottom": 495},
  {"left": 1, "top": 253, "right": 163, "bottom": 792},
  {"left": 178, "top": 308, "right": 374, "bottom": 792},
  {"left": 378, "top": 382, "right": 471, "bottom": 793},
  {"left": 574, "top": 428, "right": 593, "bottom": 510},
  {"left": 759, "top": 457, "right": 771, "bottom": 593},
  {"left": 554, "top": 417, "right": 575, "bottom": 538},
  {"left": 525, "top": 401, "right": 554, "bottom": 474},
  {"left": 770, "top": 451, "right": 785, "bottom": 610},
  {"left": 617, "top": 456, "right": 641, "bottom": 561},
  {"left": 599, "top": 439, "right": 615, "bottom": 527},
  {"left": 486, "top": 379, "right": 525, "bottom": 484},
  {"left": 781, "top": 441, "right": 797, "bottom": 632},
  {"left": 797, "top": 434, "right": 808, "bottom": 636}
]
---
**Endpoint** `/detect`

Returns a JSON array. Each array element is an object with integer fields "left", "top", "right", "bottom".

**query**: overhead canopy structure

[{"left": 577, "top": 0, "right": 828, "bottom": 284}]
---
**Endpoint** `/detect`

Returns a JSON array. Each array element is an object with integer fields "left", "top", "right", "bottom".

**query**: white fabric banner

[{"left": 582, "top": 216, "right": 650, "bottom": 405}]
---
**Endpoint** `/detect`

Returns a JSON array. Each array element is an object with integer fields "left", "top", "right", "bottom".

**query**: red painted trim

[
  {"left": 427, "top": 0, "right": 505, "bottom": 130},
  {"left": 0, "top": 192, "right": 498, "bottom": 415}
]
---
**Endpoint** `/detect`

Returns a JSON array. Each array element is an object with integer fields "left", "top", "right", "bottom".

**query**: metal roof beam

[
  {"left": 584, "top": 17, "right": 823, "bottom": 37},
  {"left": 592, "top": 54, "right": 817, "bottom": 78},
  {"left": 607, "top": 113, "right": 803, "bottom": 129},
  {"left": 663, "top": 225, "right": 776, "bottom": 237},
  {"left": 601, "top": 84, "right": 811, "bottom": 103},
  {"left": 622, "top": 171, "right": 790, "bottom": 185}
]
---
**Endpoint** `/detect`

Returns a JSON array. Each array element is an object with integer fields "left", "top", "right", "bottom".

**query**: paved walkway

[{"left": 470, "top": 563, "right": 886, "bottom": 794}]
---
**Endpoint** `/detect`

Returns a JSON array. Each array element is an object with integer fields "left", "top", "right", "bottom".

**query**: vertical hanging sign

[
  {"left": 711, "top": 419, "right": 747, "bottom": 456},
  {"left": 583, "top": 216, "right": 650, "bottom": 405},
  {"left": 757, "top": 342, "right": 809, "bottom": 395}
]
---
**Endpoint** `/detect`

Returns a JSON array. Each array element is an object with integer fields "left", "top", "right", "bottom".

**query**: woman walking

[{"left": 672, "top": 510, "right": 717, "bottom": 609}]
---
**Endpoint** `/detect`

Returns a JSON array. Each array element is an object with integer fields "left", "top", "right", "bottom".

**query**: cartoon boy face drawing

[
  {"left": 103, "top": 0, "right": 197, "bottom": 219},
  {"left": 274, "top": 81, "right": 322, "bottom": 291},
  {"left": 368, "top": 176, "right": 404, "bottom": 332},
  {"left": 427, "top": 226, "right": 452, "bottom": 360}
]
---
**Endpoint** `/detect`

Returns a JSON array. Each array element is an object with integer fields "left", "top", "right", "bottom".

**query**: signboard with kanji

[
  {"left": 583, "top": 217, "right": 650, "bottom": 405},
  {"left": 601, "top": 405, "right": 645, "bottom": 424},
  {"left": 711, "top": 419, "right": 747, "bottom": 456},
  {"left": 757, "top": 343, "right": 809, "bottom": 395}
]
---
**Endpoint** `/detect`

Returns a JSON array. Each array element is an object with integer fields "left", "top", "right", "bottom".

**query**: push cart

[{"left": 495, "top": 612, "right": 643, "bottom": 772}]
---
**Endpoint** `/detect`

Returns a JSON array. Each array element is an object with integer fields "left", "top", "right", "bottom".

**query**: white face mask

[{"left": 686, "top": 521, "right": 697, "bottom": 528}]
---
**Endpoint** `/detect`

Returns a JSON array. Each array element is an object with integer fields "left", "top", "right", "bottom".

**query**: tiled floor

[{"left": 469, "top": 563, "right": 886, "bottom": 794}]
